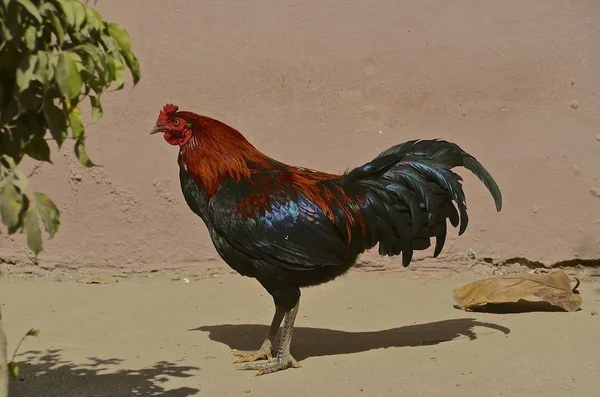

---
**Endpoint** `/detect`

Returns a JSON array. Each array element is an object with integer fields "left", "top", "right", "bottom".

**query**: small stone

[
  {"left": 570, "top": 78, "right": 576, "bottom": 86},
  {"left": 77, "top": 275, "right": 118, "bottom": 284},
  {"left": 570, "top": 101, "right": 579, "bottom": 109},
  {"left": 573, "top": 165, "right": 580, "bottom": 175},
  {"left": 467, "top": 248, "right": 477, "bottom": 260},
  {"left": 596, "top": 134, "right": 600, "bottom": 142},
  {"left": 183, "top": 277, "right": 190, "bottom": 284},
  {"left": 590, "top": 187, "right": 600, "bottom": 198},
  {"left": 171, "top": 274, "right": 180, "bottom": 281},
  {"left": 591, "top": 311, "right": 598, "bottom": 316},
  {"left": 531, "top": 205, "right": 539, "bottom": 214},
  {"left": 243, "top": 390, "right": 251, "bottom": 394}
]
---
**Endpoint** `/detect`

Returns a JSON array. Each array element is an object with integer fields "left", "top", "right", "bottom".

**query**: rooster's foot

[
  {"left": 231, "top": 341, "right": 273, "bottom": 363},
  {"left": 235, "top": 354, "right": 301, "bottom": 375}
]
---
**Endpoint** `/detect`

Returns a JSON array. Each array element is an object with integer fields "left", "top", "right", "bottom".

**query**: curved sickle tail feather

[{"left": 342, "top": 139, "right": 502, "bottom": 267}]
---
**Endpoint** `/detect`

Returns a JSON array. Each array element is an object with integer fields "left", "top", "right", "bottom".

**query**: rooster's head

[{"left": 150, "top": 103, "right": 193, "bottom": 146}]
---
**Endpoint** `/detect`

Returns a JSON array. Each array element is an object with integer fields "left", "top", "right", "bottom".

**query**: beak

[{"left": 149, "top": 125, "right": 162, "bottom": 135}]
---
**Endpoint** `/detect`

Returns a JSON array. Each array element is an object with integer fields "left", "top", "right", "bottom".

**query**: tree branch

[{"left": 0, "top": 307, "right": 8, "bottom": 397}]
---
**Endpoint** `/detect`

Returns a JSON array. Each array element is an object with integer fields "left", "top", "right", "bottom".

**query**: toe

[
  {"left": 240, "top": 355, "right": 302, "bottom": 375},
  {"left": 232, "top": 352, "right": 268, "bottom": 364},
  {"left": 290, "top": 356, "right": 302, "bottom": 368},
  {"left": 231, "top": 348, "right": 252, "bottom": 357}
]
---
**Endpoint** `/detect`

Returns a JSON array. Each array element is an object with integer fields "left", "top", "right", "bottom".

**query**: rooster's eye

[{"left": 173, "top": 119, "right": 180, "bottom": 126}]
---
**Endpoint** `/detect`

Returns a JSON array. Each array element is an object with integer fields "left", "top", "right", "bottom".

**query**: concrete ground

[{"left": 1, "top": 272, "right": 598, "bottom": 397}]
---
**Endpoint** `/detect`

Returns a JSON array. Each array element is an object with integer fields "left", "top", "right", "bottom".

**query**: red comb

[{"left": 157, "top": 103, "right": 179, "bottom": 124}]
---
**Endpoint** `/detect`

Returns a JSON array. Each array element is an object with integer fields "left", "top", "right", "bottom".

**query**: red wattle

[{"left": 163, "top": 132, "right": 181, "bottom": 146}]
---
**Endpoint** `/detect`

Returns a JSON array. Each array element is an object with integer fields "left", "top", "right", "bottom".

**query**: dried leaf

[{"left": 452, "top": 271, "right": 582, "bottom": 312}]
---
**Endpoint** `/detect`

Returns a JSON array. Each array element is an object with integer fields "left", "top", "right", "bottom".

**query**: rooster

[{"left": 150, "top": 103, "right": 502, "bottom": 375}]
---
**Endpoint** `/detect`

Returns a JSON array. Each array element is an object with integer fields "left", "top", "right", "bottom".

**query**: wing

[{"left": 207, "top": 176, "right": 353, "bottom": 272}]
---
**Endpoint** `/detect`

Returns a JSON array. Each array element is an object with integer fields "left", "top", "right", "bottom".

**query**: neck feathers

[{"left": 179, "top": 114, "right": 274, "bottom": 196}]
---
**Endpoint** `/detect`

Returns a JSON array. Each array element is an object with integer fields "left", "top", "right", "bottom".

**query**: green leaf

[
  {"left": 15, "top": 55, "right": 38, "bottom": 94},
  {"left": 0, "top": 155, "right": 17, "bottom": 171},
  {"left": 76, "top": 43, "right": 102, "bottom": 63},
  {"left": 72, "top": 0, "right": 86, "bottom": 28},
  {"left": 34, "top": 192, "right": 60, "bottom": 238},
  {"left": 74, "top": 138, "right": 94, "bottom": 167},
  {"left": 56, "top": 52, "right": 83, "bottom": 99},
  {"left": 69, "top": 106, "right": 84, "bottom": 139},
  {"left": 43, "top": 95, "right": 68, "bottom": 147},
  {"left": 123, "top": 51, "right": 141, "bottom": 85},
  {"left": 8, "top": 362, "right": 19, "bottom": 379},
  {"left": 47, "top": 11, "right": 65, "bottom": 44},
  {"left": 90, "top": 94, "right": 102, "bottom": 122},
  {"left": 112, "top": 57, "right": 125, "bottom": 90},
  {"left": 107, "top": 22, "right": 132, "bottom": 52},
  {"left": 23, "top": 25, "right": 37, "bottom": 50},
  {"left": 84, "top": 6, "right": 103, "bottom": 30},
  {"left": 16, "top": 0, "right": 42, "bottom": 23},
  {"left": 26, "top": 328, "right": 41, "bottom": 337},
  {"left": 24, "top": 138, "right": 52, "bottom": 163},
  {"left": 0, "top": 15, "right": 13, "bottom": 42},
  {"left": 34, "top": 51, "right": 56, "bottom": 85},
  {"left": 0, "top": 181, "right": 24, "bottom": 233},
  {"left": 100, "top": 35, "right": 120, "bottom": 59},
  {"left": 24, "top": 205, "right": 43, "bottom": 254},
  {"left": 56, "top": 0, "right": 75, "bottom": 27},
  {"left": 39, "top": 2, "right": 58, "bottom": 16},
  {"left": 10, "top": 168, "right": 28, "bottom": 194},
  {"left": 75, "top": 44, "right": 104, "bottom": 82}
]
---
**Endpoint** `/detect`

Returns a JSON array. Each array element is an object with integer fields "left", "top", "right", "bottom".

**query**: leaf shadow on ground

[
  {"left": 9, "top": 349, "right": 199, "bottom": 397},
  {"left": 453, "top": 299, "right": 571, "bottom": 314},
  {"left": 193, "top": 318, "right": 510, "bottom": 362}
]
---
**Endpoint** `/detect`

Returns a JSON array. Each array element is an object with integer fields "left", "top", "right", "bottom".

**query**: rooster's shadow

[{"left": 192, "top": 318, "right": 510, "bottom": 361}]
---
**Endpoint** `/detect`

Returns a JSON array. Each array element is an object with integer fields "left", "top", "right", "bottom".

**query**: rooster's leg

[
  {"left": 235, "top": 301, "right": 301, "bottom": 375},
  {"left": 231, "top": 305, "right": 285, "bottom": 363}
]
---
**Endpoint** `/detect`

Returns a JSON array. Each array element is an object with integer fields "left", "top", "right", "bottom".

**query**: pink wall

[{"left": 2, "top": 0, "right": 599, "bottom": 273}]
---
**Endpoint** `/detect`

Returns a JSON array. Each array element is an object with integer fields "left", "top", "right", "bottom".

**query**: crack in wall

[{"left": 482, "top": 256, "right": 600, "bottom": 269}]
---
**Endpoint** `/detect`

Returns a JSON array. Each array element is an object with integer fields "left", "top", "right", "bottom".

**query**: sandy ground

[{"left": 1, "top": 272, "right": 599, "bottom": 397}]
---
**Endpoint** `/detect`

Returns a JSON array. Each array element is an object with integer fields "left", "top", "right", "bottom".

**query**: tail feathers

[
  {"left": 462, "top": 156, "right": 503, "bottom": 212},
  {"left": 372, "top": 139, "right": 503, "bottom": 212},
  {"left": 341, "top": 138, "right": 502, "bottom": 267}
]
